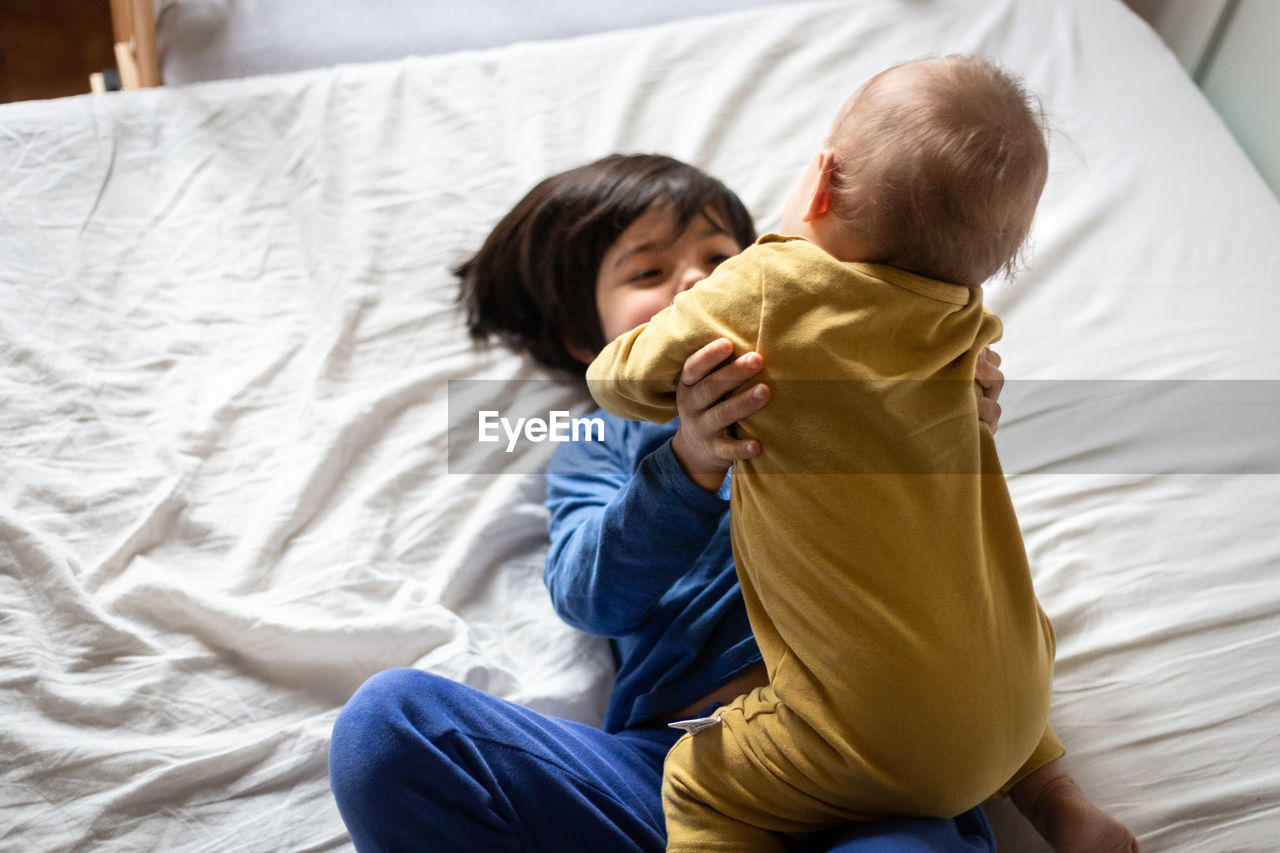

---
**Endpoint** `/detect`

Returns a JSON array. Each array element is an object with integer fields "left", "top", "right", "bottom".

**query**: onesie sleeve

[
  {"left": 998, "top": 724, "right": 1067, "bottom": 797},
  {"left": 586, "top": 247, "right": 764, "bottom": 423}
]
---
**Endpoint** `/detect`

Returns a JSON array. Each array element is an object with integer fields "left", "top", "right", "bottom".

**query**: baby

[{"left": 588, "top": 56, "right": 1061, "bottom": 851}]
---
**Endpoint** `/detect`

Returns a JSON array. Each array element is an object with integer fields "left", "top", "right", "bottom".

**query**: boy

[{"left": 588, "top": 57, "right": 1090, "bottom": 851}]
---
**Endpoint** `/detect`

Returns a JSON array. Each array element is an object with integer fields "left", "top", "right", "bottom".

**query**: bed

[{"left": 3, "top": 0, "right": 1278, "bottom": 849}]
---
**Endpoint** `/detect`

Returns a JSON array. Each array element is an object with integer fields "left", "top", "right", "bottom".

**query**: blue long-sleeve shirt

[{"left": 544, "top": 409, "right": 762, "bottom": 733}]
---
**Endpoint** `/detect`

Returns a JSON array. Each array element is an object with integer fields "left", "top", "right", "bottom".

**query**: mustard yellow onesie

[{"left": 587, "top": 235, "right": 1063, "bottom": 852}]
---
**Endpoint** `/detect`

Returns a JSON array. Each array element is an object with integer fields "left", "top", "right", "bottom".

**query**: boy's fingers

[
  {"left": 975, "top": 350, "right": 1005, "bottom": 399},
  {"left": 708, "top": 382, "right": 770, "bottom": 433},
  {"left": 713, "top": 434, "right": 761, "bottom": 461},
  {"left": 680, "top": 338, "right": 734, "bottom": 386},
  {"left": 685, "top": 350, "right": 763, "bottom": 414},
  {"left": 705, "top": 351, "right": 763, "bottom": 394},
  {"left": 975, "top": 367, "right": 1003, "bottom": 395},
  {"left": 974, "top": 356, "right": 996, "bottom": 388},
  {"left": 976, "top": 395, "right": 1001, "bottom": 433}
]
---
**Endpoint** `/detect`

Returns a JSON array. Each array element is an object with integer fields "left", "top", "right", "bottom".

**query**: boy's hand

[
  {"left": 1010, "top": 760, "right": 1139, "bottom": 853},
  {"left": 976, "top": 346, "right": 1005, "bottom": 433},
  {"left": 671, "top": 338, "right": 769, "bottom": 491}
]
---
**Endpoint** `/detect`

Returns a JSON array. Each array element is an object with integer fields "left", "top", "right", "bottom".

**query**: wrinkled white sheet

[{"left": 2, "top": 0, "right": 1279, "bottom": 850}]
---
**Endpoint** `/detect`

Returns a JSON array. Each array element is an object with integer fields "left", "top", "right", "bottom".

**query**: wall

[
  {"left": 1123, "top": 0, "right": 1230, "bottom": 74},
  {"left": 1124, "top": 0, "right": 1280, "bottom": 199},
  {"left": 0, "top": 0, "right": 115, "bottom": 103},
  {"left": 1198, "top": 1, "right": 1280, "bottom": 197}
]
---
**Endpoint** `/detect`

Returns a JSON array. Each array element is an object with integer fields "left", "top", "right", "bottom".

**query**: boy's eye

[
  {"left": 709, "top": 254, "right": 730, "bottom": 266},
  {"left": 628, "top": 269, "right": 662, "bottom": 284}
]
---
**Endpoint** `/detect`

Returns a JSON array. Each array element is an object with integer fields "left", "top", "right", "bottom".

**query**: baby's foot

[{"left": 1031, "top": 776, "right": 1139, "bottom": 853}]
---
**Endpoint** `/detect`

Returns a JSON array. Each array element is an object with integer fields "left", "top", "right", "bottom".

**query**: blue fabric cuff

[{"left": 646, "top": 439, "right": 731, "bottom": 515}]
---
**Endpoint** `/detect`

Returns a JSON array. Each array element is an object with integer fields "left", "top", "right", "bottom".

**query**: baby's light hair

[{"left": 825, "top": 56, "right": 1049, "bottom": 286}]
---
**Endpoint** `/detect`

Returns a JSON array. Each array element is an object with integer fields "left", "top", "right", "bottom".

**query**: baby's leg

[
  {"left": 661, "top": 685, "right": 888, "bottom": 853},
  {"left": 663, "top": 769, "right": 789, "bottom": 853}
]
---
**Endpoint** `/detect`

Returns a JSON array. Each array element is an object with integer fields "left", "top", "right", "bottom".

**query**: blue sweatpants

[{"left": 329, "top": 669, "right": 997, "bottom": 852}]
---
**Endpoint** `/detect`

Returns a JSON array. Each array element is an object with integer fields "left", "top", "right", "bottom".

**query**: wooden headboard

[{"left": 109, "top": 0, "right": 160, "bottom": 87}]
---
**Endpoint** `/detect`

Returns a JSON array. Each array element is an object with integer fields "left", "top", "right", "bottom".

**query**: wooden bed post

[{"left": 108, "top": 0, "right": 161, "bottom": 88}]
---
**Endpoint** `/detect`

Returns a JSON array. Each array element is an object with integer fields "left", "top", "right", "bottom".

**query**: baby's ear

[{"left": 802, "top": 149, "right": 835, "bottom": 222}]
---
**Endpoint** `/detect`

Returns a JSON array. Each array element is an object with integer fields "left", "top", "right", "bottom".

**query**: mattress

[{"left": 2, "top": 0, "right": 1279, "bottom": 850}]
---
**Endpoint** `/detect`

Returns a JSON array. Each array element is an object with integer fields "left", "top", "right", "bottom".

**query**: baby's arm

[
  {"left": 587, "top": 252, "right": 762, "bottom": 423},
  {"left": 1009, "top": 758, "right": 1139, "bottom": 853}
]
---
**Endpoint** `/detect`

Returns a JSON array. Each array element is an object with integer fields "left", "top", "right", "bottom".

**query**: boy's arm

[
  {"left": 587, "top": 250, "right": 763, "bottom": 423},
  {"left": 543, "top": 415, "right": 730, "bottom": 637}
]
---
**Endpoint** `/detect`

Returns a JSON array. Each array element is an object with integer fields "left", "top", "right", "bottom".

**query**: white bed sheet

[{"left": 3, "top": 0, "right": 1279, "bottom": 850}]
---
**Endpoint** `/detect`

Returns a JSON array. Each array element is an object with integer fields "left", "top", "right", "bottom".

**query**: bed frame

[{"left": 108, "top": 0, "right": 160, "bottom": 87}]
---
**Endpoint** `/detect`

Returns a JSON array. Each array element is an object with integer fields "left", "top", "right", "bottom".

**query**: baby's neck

[
  {"left": 794, "top": 220, "right": 880, "bottom": 266},
  {"left": 798, "top": 226, "right": 979, "bottom": 289}
]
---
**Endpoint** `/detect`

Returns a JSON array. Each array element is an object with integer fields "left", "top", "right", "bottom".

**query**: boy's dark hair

[{"left": 458, "top": 153, "right": 756, "bottom": 375}]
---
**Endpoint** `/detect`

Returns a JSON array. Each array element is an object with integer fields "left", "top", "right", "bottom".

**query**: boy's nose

[{"left": 677, "top": 263, "right": 708, "bottom": 292}]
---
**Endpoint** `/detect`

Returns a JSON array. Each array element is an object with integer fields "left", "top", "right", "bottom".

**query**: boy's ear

[
  {"left": 566, "top": 341, "right": 596, "bottom": 365},
  {"left": 802, "top": 149, "right": 835, "bottom": 222}
]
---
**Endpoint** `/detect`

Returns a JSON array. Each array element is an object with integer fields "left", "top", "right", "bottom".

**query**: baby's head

[{"left": 782, "top": 56, "right": 1048, "bottom": 287}]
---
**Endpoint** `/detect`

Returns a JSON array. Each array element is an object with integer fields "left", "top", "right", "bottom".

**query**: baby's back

[{"left": 727, "top": 237, "right": 1055, "bottom": 806}]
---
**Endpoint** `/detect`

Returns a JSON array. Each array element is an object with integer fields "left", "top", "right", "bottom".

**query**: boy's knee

[
  {"left": 331, "top": 668, "right": 475, "bottom": 848},
  {"left": 329, "top": 668, "right": 443, "bottom": 804}
]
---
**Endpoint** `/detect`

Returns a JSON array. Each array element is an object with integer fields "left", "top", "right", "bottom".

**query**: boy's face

[{"left": 593, "top": 204, "right": 743, "bottom": 345}]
